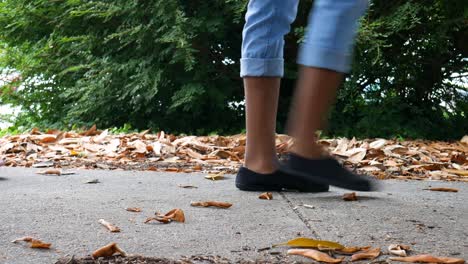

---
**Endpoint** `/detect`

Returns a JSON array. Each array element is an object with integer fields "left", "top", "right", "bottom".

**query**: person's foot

[
  {"left": 281, "top": 153, "right": 377, "bottom": 191},
  {"left": 236, "top": 166, "right": 329, "bottom": 192}
]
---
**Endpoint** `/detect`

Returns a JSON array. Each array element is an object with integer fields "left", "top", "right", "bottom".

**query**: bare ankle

[
  {"left": 243, "top": 158, "right": 279, "bottom": 174},
  {"left": 290, "top": 141, "right": 325, "bottom": 159}
]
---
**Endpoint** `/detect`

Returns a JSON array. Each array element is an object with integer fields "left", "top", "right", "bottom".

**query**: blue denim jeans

[{"left": 241, "top": 0, "right": 368, "bottom": 77}]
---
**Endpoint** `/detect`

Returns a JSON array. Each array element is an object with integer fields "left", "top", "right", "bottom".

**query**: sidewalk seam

[{"left": 279, "top": 192, "right": 321, "bottom": 239}]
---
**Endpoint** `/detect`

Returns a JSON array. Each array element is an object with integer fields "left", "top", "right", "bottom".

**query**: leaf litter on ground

[{"left": 1, "top": 127, "right": 466, "bottom": 182}]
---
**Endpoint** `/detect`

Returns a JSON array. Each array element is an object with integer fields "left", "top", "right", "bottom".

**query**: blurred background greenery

[{"left": 0, "top": 0, "right": 466, "bottom": 139}]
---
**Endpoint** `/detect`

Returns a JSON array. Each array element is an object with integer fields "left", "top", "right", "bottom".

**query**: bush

[{"left": 0, "top": 0, "right": 466, "bottom": 139}]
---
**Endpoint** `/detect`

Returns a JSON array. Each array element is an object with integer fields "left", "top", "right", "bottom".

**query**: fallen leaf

[
  {"left": 191, "top": 201, "right": 232, "bottom": 208},
  {"left": 343, "top": 192, "right": 358, "bottom": 201},
  {"left": 369, "top": 139, "right": 387, "bottom": 149},
  {"left": 461, "top": 135, "right": 468, "bottom": 144},
  {"left": 126, "top": 207, "right": 142, "bottom": 212},
  {"left": 164, "top": 208, "right": 185, "bottom": 222},
  {"left": 205, "top": 172, "right": 225, "bottom": 180},
  {"left": 443, "top": 169, "right": 468, "bottom": 176},
  {"left": 424, "top": 187, "right": 458, "bottom": 192},
  {"left": 259, "top": 192, "right": 273, "bottom": 200},
  {"left": 388, "top": 244, "right": 411, "bottom": 257},
  {"left": 83, "top": 124, "right": 98, "bottom": 136},
  {"left": 32, "top": 161, "right": 54, "bottom": 168},
  {"left": 165, "top": 167, "right": 180, "bottom": 172},
  {"left": 336, "top": 246, "right": 371, "bottom": 254},
  {"left": 145, "top": 208, "right": 185, "bottom": 224},
  {"left": 389, "top": 254, "right": 465, "bottom": 264},
  {"left": 37, "top": 169, "right": 62, "bottom": 176},
  {"left": 147, "top": 166, "right": 157, "bottom": 171},
  {"left": 178, "top": 184, "right": 198, "bottom": 189},
  {"left": 192, "top": 165, "right": 203, "bottom": 171},
  {"left": 351, "top": 247, "right": 381, "bottom": 261},
  {"left": 273, "top": 237, "right": 344, "bottom": 250},
  {"left": 288, "top": 249, "right": 344, "bottom": 263},
  {"left": 347, "top": 148, "right": 367, "bottom": 163},
  {"left": 98, "top": 219, "right": 121, "bottom": 232},
  {"left": 92, "top": 242, "right": 127, "bottom": 259},
  {"left": 12, "top": 237, "right": 51, "bottom": 249}
]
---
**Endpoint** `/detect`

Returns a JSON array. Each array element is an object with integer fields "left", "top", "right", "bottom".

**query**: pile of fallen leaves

[{"left": 0, "top": 126, "right": 466, "bottom": 181}]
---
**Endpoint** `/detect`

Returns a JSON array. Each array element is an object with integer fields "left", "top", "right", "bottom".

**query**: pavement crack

[{"left": 279, "top": 192, "right": 320, "bottom": 239}]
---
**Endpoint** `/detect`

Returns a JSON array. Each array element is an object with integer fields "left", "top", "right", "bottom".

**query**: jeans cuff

[
  {"left": 297, "top": 43, "right": 351, "bottom": 73},
  {"left": 240, "top": 58, "right": 284, "bottom": 77}
]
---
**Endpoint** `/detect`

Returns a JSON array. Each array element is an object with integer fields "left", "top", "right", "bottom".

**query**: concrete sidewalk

[{"left": 0, "top": 167, "right": 466, "bottom": 263}]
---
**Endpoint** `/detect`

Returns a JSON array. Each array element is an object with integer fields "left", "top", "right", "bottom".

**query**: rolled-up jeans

[{"left": 240, "top": 0, "right": 368, "bottom": 77}]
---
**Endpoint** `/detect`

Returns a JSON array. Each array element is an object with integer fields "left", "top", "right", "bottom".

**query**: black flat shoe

[
  {"left": 235, "top": 166, "right": 329, "bottom": 192},
  {"left": 281, "top": 153, "right": 378, "bottom": 192}
]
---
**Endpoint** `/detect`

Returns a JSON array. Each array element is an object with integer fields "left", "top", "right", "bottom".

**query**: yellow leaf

[{"left": 273, "top": 237, "right": 344, "bottom": 250}]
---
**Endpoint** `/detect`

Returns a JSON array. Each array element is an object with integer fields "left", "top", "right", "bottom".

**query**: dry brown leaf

[
  {"left": 343, "top": 192, "right": 358, "bottom": 201},
  {"left": 259, "top": 192, "right": 273, "bottom": 200},
  {"left": 389, "top": 254, "right": 465, "bottom": 264},
  {"left": 92, "top": 242, "right": 127, "bottom": 259},
  {"left": 347, "top": 148, "right": 367, "bottom": 163},
  {"left": 443, "top": 169, "right": 468, "bottom": 176},
  {"left": 192, "top": 165, "right": 203, "bottom": 171},
  {"left": 98, "top": 219, "right": 121, "bottom": 232},
  {"left": 351, "top": 247, "right": 381, "bottom": 261},
  {"left": 369, "top": 139, "right": 387, "bottom": 149},
  {"left": 336, "top": 246, "right": 371, "bottom": 255},
  {"left": 37, "top": 169, "right": 62, "bottom": 176},
  {"left": 83, "top": 124, "right": 98, "bottom": 136},
  {"left": 164, "top": 208, "right": 185, "bottom": 222},
  {"left": 191, "top": 201, "right": 232, "bottom": 208},
  {"left": 125, "top": 207, "right": 142, "bottom": 212},
  {"left": 12, "top": 237, "right": 51, "bottom": 249},
  {"left": 288, "top": 249, "right": 344, "bottom": 263},
  {"left": 39, "top": 135, "right": 57, "bottom": 144},
  {"left": 388, "top": 244, "right": 411, "bottom": 257},
  {"left": 145, "top": 208, "right": 185, "bottom": 224},
  {"left": 461, "top": 135, "right": 468, "bottom": 145},
  {"left": 165, "top": 167, "right": 180, "bottom": 172},
  {"left": 424, "top": 187, "right": 458, "bottom": 192}
]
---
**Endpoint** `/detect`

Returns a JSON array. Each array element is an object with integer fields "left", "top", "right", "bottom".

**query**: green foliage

[
  {"left": 0, "top": 0, "right": 466, "bottom": 139},
  {"left": 0, "top": 0, "right": 245, "bottom": 134}
]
